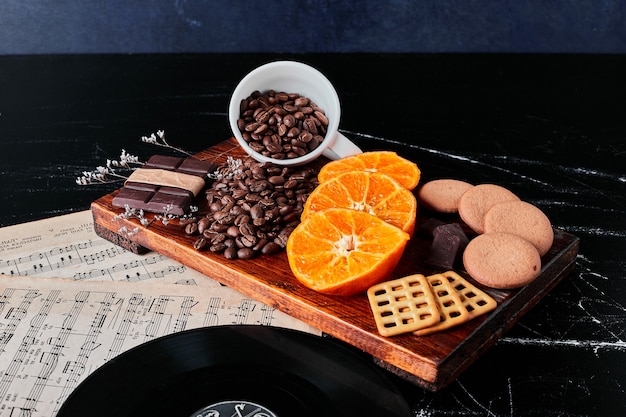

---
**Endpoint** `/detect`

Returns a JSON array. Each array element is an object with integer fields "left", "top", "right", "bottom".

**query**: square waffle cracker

[
  {"left": 440, "top": 270, "right": 498, "bottom": 319},
  {"left": 413, "top": 272, "right": 471, "bottom": 336},
  {"left": 367, "top": 274, "right": 441, "bottom": 336}
]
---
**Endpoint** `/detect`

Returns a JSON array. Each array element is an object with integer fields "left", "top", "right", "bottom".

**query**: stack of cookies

[{"left": 418, "top": 180, "right": 554, "bottom": 289}]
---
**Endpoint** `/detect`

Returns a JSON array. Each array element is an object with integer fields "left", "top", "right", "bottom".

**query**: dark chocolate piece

[
  {"left": 427, "top": 223, "right": 469, "bottom": 270},
  {"left": 112, "top": 155, "right": 216, "bottom": 216}
]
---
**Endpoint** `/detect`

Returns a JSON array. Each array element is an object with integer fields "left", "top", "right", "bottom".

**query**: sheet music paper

[
  {"left": 0, "top": 211, "right": 320, "bottom": 417},
  {"left": 0, "top": 211, "right": 214, "bottom": 285}
]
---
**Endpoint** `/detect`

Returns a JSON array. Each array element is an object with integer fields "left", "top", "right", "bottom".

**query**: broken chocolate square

[{"left": 427, "top": 223, "right": 469, "bottom": 270}]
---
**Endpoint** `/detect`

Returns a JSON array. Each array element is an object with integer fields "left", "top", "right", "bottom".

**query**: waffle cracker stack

[
  {"left": 368, "top": 271, "right": 497, "bottom": 337},
  {"left": 366, "top": 274, "right": 441, "bottom": 336}
]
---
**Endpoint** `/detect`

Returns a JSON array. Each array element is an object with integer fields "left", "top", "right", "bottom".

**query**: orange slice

[
  {"left": 286, "top": 208, "right": 410, "bottom": 296},
  {"left": 302, "top": 171, "right": 417, "bottom": 236},
  {"left": 317, "top": 151, "right": 421, "bottom": 190}
]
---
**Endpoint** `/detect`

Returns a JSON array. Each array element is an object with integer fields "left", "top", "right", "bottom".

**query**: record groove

[{"left": 57, "top": 325, "right": 412, "bottom": 417}]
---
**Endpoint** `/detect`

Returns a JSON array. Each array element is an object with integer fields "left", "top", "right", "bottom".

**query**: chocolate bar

[{"left": 112, "top": 155, "right": 216, "bottom": 216}]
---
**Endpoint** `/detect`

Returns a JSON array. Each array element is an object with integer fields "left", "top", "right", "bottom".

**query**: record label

[{"left": 192, "top": 400, "right": 277, "bottom": 417}]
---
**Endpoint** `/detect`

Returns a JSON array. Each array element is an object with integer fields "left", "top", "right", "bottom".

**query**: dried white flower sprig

[
  {"left": 76, "top": 149, "right": 142, "bottom": 185},
  {"left": 76, "top": 130, "right": 195, "bottom": 186},
  {"left": 113, "top": 203, "right": 199, "bottom": 236},
  {"left": 211, "top": 156, "right": 244, "bottom": 180},
  {"left": 141, "top": 129, "right": 193, "bottom": 157}
]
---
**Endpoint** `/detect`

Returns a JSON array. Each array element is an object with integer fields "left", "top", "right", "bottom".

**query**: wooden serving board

[{"left": 91, "top": 138, "right": 580, "bottom": 391}]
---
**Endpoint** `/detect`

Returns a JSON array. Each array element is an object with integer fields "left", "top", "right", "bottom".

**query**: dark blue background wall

[{"left": 1, "top": 0, "right": 625, "bottom": 54}]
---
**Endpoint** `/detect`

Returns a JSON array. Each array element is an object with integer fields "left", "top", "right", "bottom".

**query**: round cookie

[
  {"left": 418, "top": 179, "right": 474, "bottom": 213},
  {"left": 484, "top": 200, "right": 554, "bottom": 256},
  {"left": 463, "top": 232, "right": 541, "bottom": 289},
  {"left": 458, "top": 184, "right": 520, "bottom": 234}
]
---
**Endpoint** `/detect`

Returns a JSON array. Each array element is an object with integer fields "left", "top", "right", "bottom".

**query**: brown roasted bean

[
  {"left": 226, "top": 225, "right": 240, "bottom": 238},
  {"left": 197, "top": 156, "right": 318, "bottom": 260},
  {"left": 185, "top": 222, "right": 199, "bottom": 235},
  {"left": 314, "top": 110, "right": 329, "bottom": 125},
  {"left": 237, "top": 248, "right": 256, "bottom": 260},
  {"left": 240, "top": 234, "right": 257, "bottom": 248},
  {"left": 283, "top": 114, "right": 296, "bottom": 128},
  {"left": 237, "top": 91, "right": 330, "bottom": 161},
  {"left": 234, "top": 213, "right": 250, "bottom": 226},
  {"left": 302, "top": 119, "right": 318, "bottom": 135},
  {"left": 261, "top": 241, "right": 281, "bottom": 255},
  {"left": 294, "top": 96, "right": 309, "bottom": 107},
  {"left": 283, "top": 103, "right": 298, "bottom": 112},
  {"left": 253, "top": 217, "right": 267, "bottom": 227},
  {"left": 244, "top": 121, "right": 260, "bottom": 132},
  {"left": 308, "top": 136, "right": 321, "bottom": 150},
  {"left": 283, "top": 179, "right": 299, "bottom": 189},
  {"left": 253, "top": 123, "right": 268, "bottom": 135},
  {"left": 268, "top": 175, "right": 285, "bottom": 185},
  {"left": 255, "top": 109, "right": 271, "bottom": 123},
  {"left": 250, "top": 204, "right": 264, "bottom": 219},
  {"left": 287, "top": 127, "right": 300, "bottom": 138},
  {"left": 224, "top": 246, "right": 238, "bottom": 259},
  {"left": 239, "top": 222, "right": 255, "bottom": 237},
  {"left": 197, "top": 217, "right": 210, "bottom": 234},
  {"left": 193, "top": 237, "right": 207, "bottom": 251}
]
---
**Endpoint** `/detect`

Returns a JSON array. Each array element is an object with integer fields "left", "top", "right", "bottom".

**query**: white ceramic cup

[{"left": 229, "top": 61, "right": 362, "bottom": 166}]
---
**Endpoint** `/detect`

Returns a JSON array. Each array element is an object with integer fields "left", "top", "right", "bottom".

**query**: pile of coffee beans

[
  {"left": 184, "top": 157, "right": 318, "bottom": 260},
  {"left": 237, "top": 90, "right": 329, "bottom": 160}
]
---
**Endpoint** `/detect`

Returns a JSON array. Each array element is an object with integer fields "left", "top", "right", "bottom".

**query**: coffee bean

[
  {"left": 226, "top": 225, "right": 240, "bottom": 238},
  {"left": 261, "top": 241, "right": 281, "bottom": 255},
  {"left": 185, "top": 222, "right": 198, "bottom": 235},
  {"left": 237, "top": 248, "right": 256, "bottom": 260},
  {"left": 197, "top": 156, "right": 318, "bottom": 260},
  {"left": 294, "top": 96, "right": 309, "bottom": 107},
  {"left": 193, "top": 237, "right": 206, "bottom": 251},
  {"left": 197, "top": 217, "right": 210, "bottom": 234},
  {"left": 236, "top": 91, "right": 329, "bottom": 160}
]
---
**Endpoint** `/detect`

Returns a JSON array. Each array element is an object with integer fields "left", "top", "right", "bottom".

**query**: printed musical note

[{"left": 0, "top": 211, "right": 319, "bottom": 417}]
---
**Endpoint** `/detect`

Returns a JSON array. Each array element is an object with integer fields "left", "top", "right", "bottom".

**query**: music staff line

[
  {"left": 0, "top": 285, "right": 284, "bottom": 416},
  {"left": 0, "top": 239, "right": 189, "bottom": 283}
]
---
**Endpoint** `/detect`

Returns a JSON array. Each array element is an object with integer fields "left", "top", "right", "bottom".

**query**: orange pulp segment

[
  {"left": 302, "top": 171, "right": 417, "bottom": 236},
  {"left": 286, "top": 208, "right": 410, "bottom": 296},
  {"left": 317, "top": 151, "right": 421, "bottom": 190}
]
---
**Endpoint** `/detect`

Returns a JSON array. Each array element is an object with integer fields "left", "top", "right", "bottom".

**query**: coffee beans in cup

[{"left": 237, "top": 90, "right": 329, "bottom": 160}]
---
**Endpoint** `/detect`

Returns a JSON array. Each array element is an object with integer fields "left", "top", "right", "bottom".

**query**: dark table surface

[{"left": 0, "top": 53, "right": 624, "bottom": 416}]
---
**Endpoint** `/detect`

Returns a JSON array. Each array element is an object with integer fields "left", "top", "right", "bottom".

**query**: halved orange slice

[
  {"left": 317, "top": 151, "right": 421, "bottom": 190},
  {"left": 302, "top": 171, "right": 417, "bottom": 236},
  {"left": 286, "top": 208, "right": 410, "bottom": 296}
]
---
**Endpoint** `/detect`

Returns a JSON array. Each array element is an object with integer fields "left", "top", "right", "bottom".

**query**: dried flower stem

[
  {"left": 141, "top": 130, "right": 193, "bottom": 157},
  {"left": 76, "top": 130, "right": 195, "bottom": 186}
]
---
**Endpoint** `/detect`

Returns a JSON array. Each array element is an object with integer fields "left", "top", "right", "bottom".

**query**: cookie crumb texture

[
  {"left": 418, "top": 179, "right": 473, "bottom": 213},
  {"left": 484, "top": 200, "right": 554, "bottom": 256},
  {"left": 462, "top": 232, "right": 541, "bottom": 289},
  {"left": 458, "top": 184, "right": 520, "bottom": 234}
]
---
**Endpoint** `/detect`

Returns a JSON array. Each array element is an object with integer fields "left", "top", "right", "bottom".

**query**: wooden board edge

[
  {"left": 90, "top": 182, "right": 581, "bottom": 392},
  {"left": 90, "top": 198, "right": 444, "bottom": 384}
]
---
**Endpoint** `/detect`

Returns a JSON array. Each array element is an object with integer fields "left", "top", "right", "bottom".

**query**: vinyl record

[{"left": 57, "top": 325, "right": 412, "bottom": 417}]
